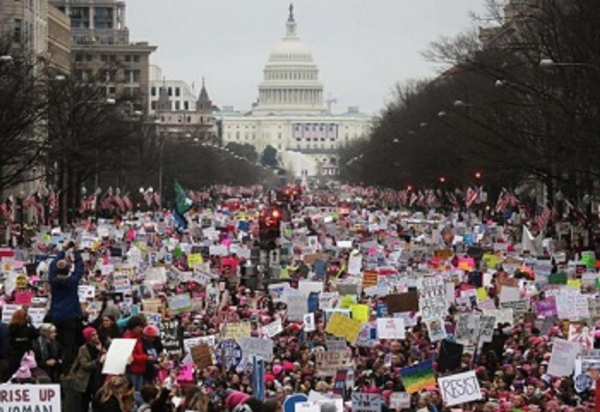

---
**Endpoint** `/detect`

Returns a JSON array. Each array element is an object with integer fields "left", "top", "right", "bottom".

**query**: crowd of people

[{"left": 0, "top": 185, "right": 598, "bottom": 412}]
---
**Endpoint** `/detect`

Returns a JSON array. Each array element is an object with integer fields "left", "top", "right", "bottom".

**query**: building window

[
  {"left": 167, "top": 87, "right": 172, "bottom": 96},
  {"left": 187, "top": 116, "right": 191, "bottom": 123},
  {"left": 236, "top": 132, "right": 240, "bottom": 141},
  {"left": 94, "top": 7, "right": 114, "bottom": 29},
  {"left": 101, "top": 54, "right": 108, "bottom": 62},
  {"left": 13, "top": 19, "right": 22, "bottom": 42},
  {"left": 151, "top": 87, "right": 156, "bottom": 97},
  {"left": 184, "top": 101, "right": 189, "bottom": 111},
  {"left": 151, "top": 101, "right": 157, "bottom": 110},
  {"left": 125, "top": 70, "right": 141, "bottom": 83},
  {"left": 70, "top": 7, "right": 90, "bottom": 29},
  {"left": 124, "top": 55, "right": 131, "bottom": 62},
  {"left": 175, "top": 87, "right": 180, "bottom": 97},
  {"left": 175, "top": 101, "right": 180, "bottom": 111},
  {"left": 133, "top": 55, "right": 140, "bottom": 63},
  {"left": 75, "top": 53, "right": 83, "bottom": 62}
]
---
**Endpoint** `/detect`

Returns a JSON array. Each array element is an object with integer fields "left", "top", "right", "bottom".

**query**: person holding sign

[{"left": 48, "top": 241, "right": 85, "bottom": 370}]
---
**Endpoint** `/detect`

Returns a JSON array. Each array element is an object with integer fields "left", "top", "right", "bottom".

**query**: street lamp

[
  {"left": 453, "top": 100, "right": 470, "bottom": 108},
  {"left": 539, "top": 58, "right": 599, "bottom": 71},
  {"left": 105, "top": 98, "right": 116, "bottom": 105},
  {"left": 0, "top": 55, "right": 13, "bottom": 62},
  {"left": 54, "top": 75, "right": 66, "bottom": 81},
  {"left": 438, "top": 111, "right": 447, "bottom": 117},
  {"left": 439, "top": 177, "right": 446, "bottom": 183},
  {"left": 475, "top": 172, "right": 482, "bottom": 180}
]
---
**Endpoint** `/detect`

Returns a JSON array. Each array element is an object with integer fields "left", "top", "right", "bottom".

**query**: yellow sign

[
  {"left": 339, "top": 295, "right": 356, "bottom": 309},
  {"left": 187, "top": 253, "right": 204, "bottom": 269},
  {"left": 482, "top": 253, "right": 501, "bottom": 269},
  {"left": 476, "top": 287, "right": 488, "bottom": 302},
  {"left": 222, "top": 322, "right": 252, "bottom": 342},
  {"left": 326, "top": 313, "right": 363, "bottom": 343},
  {"left": 351, "top": 304, "right": 370, "bottom": 323},
  {"left": 567, "top": 279, "right": 582, "bottom": 289}
]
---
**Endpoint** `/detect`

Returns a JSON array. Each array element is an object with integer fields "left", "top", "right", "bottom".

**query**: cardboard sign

[
  {"left": 262, "top": 319, "right": 283, "bottom": 338},
  {"left": 168, "top": 293, "right": 192, "bottom": 314},
  {"left": 191, "top": 343, "right": 213, "bottom": 369},
  {"left": 223, "top": 322, "right": 252, "bottom": 342},
  {"left": 438, "top": 371, "right": 482, "bottom": 406},
  {"left": 287, "top": 295, "right": 308, "bottom": 321},
  {"left": 386, "top": 292, "right": 418, "bottom": 314},
  {"left": 389, "top": 393, "right": 410, "bottom": 410},
  {"left": 0, "top": 384, "right": 61, "bottom": 411},
  {"left": 351, "top": 393, "right": 381, "bottom": 412}
]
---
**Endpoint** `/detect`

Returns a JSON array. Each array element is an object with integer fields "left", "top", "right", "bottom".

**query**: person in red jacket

[{"left": 122, "top": 315, "right": 151, "bottom": 403}]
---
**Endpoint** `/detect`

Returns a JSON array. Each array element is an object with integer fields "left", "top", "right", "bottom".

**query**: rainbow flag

[{"left": 400, "top": 359, "right": 437, "bottom": 394}]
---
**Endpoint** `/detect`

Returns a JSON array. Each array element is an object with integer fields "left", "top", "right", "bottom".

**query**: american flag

[
  {"left": 409, "top": 192, "right": 418, "bottom": 207},
  {"left": 113, "top": 194, "right": 125, "bottom": 211},
  {"left": 143, "top": 190, "right": 153, "bottom": 206},
  {"left": 426, "top": 190, "right": 437, "bottom": 206},
  {"left": 47, "top": 191, "right": 59, "bottom": 218},
  {"left": 535, "top": 204, "right": 553, "bottom": 231},
  {"left": 446, "top": 191, "right": 459, "bottom": 209},
  {"left": 495, "top": 189, "right": 509, "bottom": 213},
  {"left": 123, "top": 193, "right": 132, "bottom": 210},
  {"left": 464, "top": 187, "right": 479, "bottom": 209},
  {"left": 399, "top": 190, "right": 408, "bottom": 206},
  {"left": 0, "top": 197, "right": 13, "bottom": 222},
  {"left": 153, "top": 192, "right": 162, "bottom": 208}
]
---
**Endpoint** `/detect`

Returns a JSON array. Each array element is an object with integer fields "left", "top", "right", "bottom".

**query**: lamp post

[{"left": 539, "top": 58, "right": 600, "bottom": 71}]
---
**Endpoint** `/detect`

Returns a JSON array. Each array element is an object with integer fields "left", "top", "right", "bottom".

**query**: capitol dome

[{"left": 254, "top": 4, "right": 326, "bottom": 115}]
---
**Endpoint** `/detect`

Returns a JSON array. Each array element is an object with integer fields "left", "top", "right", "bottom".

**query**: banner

[
  {"left": 438, "top": 371, "right": 482, "bottom": 407},
  {"left": 0, "top": 384, "right": 61, "bottom": 411}
]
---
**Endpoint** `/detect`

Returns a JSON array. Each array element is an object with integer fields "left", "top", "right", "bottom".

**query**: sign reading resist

[{"left": 437, "top": 371, "right": 482, "bottom": 407}]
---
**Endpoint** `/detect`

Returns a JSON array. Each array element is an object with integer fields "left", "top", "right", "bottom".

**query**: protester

[
  {"left": 6, "top": 308, "right": 38, "bottom": 380},
  {"left": 33, "top": 323, "right": 62, "bottom": 382},
  {"left": 93, "top": 375, "right": 135, "bottom": 412},
  {"left": 48, "top": 241, "right": 85, "bottom": 370}
]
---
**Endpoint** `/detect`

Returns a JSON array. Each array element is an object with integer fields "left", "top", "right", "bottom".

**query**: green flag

[{"left": 174, "top": 180, "right": 192, "bottom": 214}]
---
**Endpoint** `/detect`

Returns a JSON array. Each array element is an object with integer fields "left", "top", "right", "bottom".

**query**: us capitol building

[{"left": 218, "top": 5, "right": 372, "bottom": 178}]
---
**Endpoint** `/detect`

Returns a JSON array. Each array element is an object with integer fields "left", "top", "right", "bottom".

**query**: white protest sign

[
  {"left": 419, "top": 276, "right": 447, "bottom": 320},
  {"left": 298, "top": 280, "right": 324, "bottom": 295},
  {"left": 304, "top": 313, "right": 316, "bottom": 332},
  {"left": 113, "top": 274, "right": 131, "bottom": 294},
  {"left": 1, "top": 304, "right": 21, "bottom": 324},
  {"left": 102, "top": 338, "right": 137, "bottom": 374},
  {"left": 376, "top": 318, "right": 405, "bottom": 340},
  {"left": 351, "top": 392, "right": 382, "bottom": 412},
  {"left": 389, "top": 393, "right": 410, "bottom": 410},
  {"left": 348, "top": 254, "right": 362, "bottom": 275},
  {"left": 78, "top": 285, "right": 95, "bottom": 302},
  {"left": 548, "top": 338, "right": 581, "bottom": 377},
  {"left": 28, "top": 307, "right": 47, "bottom": 329},
  {"left": 287, "top": 295, "right": 308, "bottom": 321},
  {"left": 240, "top": 337, "right": 274, "bottom": 362},
  {"left": 319, "top": 292, "right": 339, "bottom": 310},
  {"left": 499, "top": 286, "right": 520, "bottom": 303},
  {"left": 0, "top": 384, "right": 61, "bottom": 411},
  {"left": 438, "top": 371, "right": 482, "bottom": 406},
  {"left": 262, "top": 318, "right": 283, "bottom": 338}
]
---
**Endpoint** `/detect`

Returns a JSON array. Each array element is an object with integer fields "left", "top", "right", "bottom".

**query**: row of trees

[
  {"left": 0, "top": 37, "right": 270, "bottom": 224},
  {"left": 341, "top": 0, "right": 600, "bottom": 205}
]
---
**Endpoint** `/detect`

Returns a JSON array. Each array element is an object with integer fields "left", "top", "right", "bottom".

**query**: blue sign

[
  {"left": 215, "top": 339, "right": 243, "bottom": 370},
  {"left": 307, "top": 293, "right": 319, "bottom": 313},
  {"left": 252, "top": 356, "right": 265, "bottom": 401},
  {"left": 283, "top": 394, "right": 308, "bottom": 412}
]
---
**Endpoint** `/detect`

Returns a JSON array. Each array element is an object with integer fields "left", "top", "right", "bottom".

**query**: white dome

[{"left": 269, "top": 37, "right": 314, "bottom": 63}]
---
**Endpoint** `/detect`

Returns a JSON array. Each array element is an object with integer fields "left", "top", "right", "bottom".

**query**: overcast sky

[{"left": 126, "top": 0, "right": 488, "bottom": 115}]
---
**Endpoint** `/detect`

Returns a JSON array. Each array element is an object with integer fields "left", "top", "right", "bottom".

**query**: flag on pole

[
  {"left": 465, "top": 187, "right": 479, "bottom": 209},
  {"left": 174, "top": 180, "right": 192, "bottom": 215}
]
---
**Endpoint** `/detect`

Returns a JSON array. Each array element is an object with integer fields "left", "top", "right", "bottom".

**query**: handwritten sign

[
  {"left": 326, "top": 313, "right": 363, "bottom": 343},
  {"left": 351, "top": 393, "right": 381, "bottom": 412},
  {"left": 0, "top": 384, "right": 61, "bottom": 412},
  {"left": 419, "top": 276, "right": 447, "bottom": 320},
  {"left": 376, "top": 318, "right": 405, "bottom": 340},
  {"left": 548, "top": 338, "right": 580, "bottom": 377},
  {"left": 438, "top": 371, "right": 482, "bottom": 407},
  {"left": 240, "top": 337, "right": 274, "bottom": 362}
]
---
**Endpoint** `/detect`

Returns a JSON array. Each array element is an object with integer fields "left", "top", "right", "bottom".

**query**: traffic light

[{"left": 259, "top": 207, "right": 282, "bottom": 249}]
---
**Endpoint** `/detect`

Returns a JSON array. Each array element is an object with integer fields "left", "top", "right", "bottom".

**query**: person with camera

[{"left": 48, "top": 240, "right": 85, "bottom": 371}]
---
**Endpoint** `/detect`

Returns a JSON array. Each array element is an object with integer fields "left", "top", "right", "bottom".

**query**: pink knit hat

[{"left": 83, "top": 326, "right": 97, "bottom": 341}]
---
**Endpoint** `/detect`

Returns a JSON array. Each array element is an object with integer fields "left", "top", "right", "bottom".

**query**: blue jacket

[{"left": 49, "top": 251, "right": 84, "bottom": 322}]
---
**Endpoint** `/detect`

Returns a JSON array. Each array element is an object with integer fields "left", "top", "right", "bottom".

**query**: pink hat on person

[
  {"left": 143, "top": 325, "right": 160, "bottom": 337},
  {"left": 273, "top": 365, "right": 283, "bottom": 375},
  {"left": 15, "top": 366, "right": 31, "bottom": 380},
  {"left": 83, "top": 327, "right": 97, "bottom": 341},
  {"left": 225, "top": 391, "right": 251, "bottom": 410}
]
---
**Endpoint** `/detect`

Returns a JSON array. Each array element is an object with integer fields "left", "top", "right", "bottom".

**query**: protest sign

[
  {"left": 28, "top": 307, "right": 47, "bottom": 328},
  {"left": 1, "top": 304, "right": 20, "bottom": 324},
  {"left": 351, "top": 393, "right": 382, "bottom": 412},
  {"left": 287, "top": 295, "right": 308, "bottom": 321},
  {"left": 425, "top": 318, "right": 447, "bottom": 342},
  {"left": 215, "top": 339, "right": 243, "bottom": 370},
  {"left": 315, "top": 350, "right": 352, "bottom": 376},
  {"left": 102, "top": 338, "right": 136, "bottom": 374},
  {"left": 304, "top": 313, "right": 316, "bottom": 332},
  {"left": 479, "top": 315, "right": 496, "bottom": 343},
  {"left": 0, "top": 384, "right": 61, "bottom": 412},
  {"left": 319, "top": 293, "right": 339, "bottom": 310},
  {"left": 160, "top": 320, "right": 182, "bottom": 355},
  {"left": 389, "top": 393, "right": 411, "bottom": 410},
  {"left": 262, "top": 318, "right": 283, "bottom": 338},
  {"left": 240, "top": 337, "right": 274, "bottom": 362},
  {"left": 386, "top": 292, "right": 418, "bottom": 314},
  {"left": 534, "top": 297, "right": 558, "bottom": 317},
  {"left": 438, "top": 371, "right": 482, "bottom": 407},
  {"left": 568, "top": 324, "right": 594, "bottom": 350},
  {"left": 191, "top": 343, "right": 213, "bottom": 369},
  {"left": 168, "top": 293, "right": 192, "bottom": 314},
  {"left": 548, "top": 338, "right": 581, "bottom": 377},
  {"left": 376, "top": 318, "right": 405, "bottom": 340},
  {"left": 419, "top": 276, "right": 447, "bottom": 320},
  {"left": 455, "top": 314, "right": 479, "bottom": 343},
  {"left": 326, "top": 313, "right": 363, "bottom": 343},
  {"left": 223, "top": 322, "right": 252, "bottom": 342}
]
